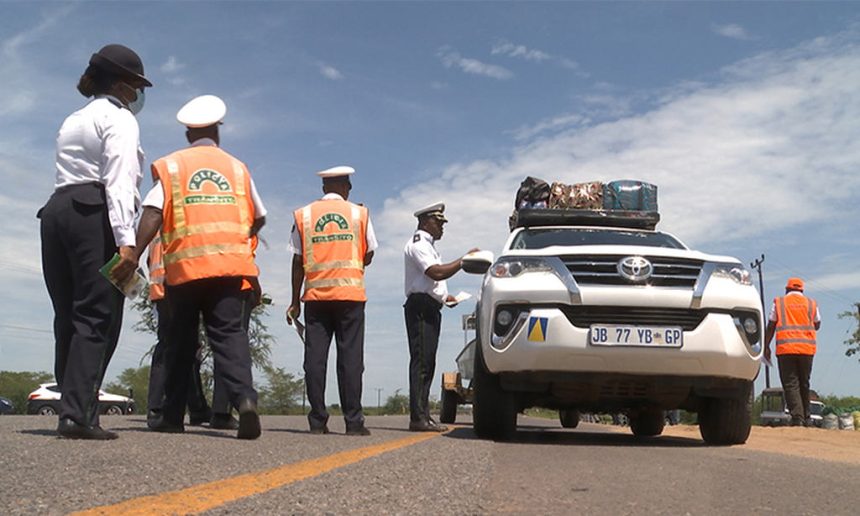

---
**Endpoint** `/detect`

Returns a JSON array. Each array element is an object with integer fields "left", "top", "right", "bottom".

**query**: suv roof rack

[{"left": 512, "top": 208, "right": 660, "bottom": 230}]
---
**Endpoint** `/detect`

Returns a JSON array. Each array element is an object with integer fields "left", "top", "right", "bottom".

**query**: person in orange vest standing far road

[
  {"left": 763, "top": 277, "right": 821, "bottom": 427},
  {"left": 113, "top": 94, "right": 266, "bottom": 440},
  {"left": 287, "top": 166, "right": 377, "bottom": 436}
]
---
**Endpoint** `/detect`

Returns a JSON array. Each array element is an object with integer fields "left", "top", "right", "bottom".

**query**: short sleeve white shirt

[
  {"left": 288, "top": 193, "right": 378, "bottom": 254},
  {"left": 404, "top": 229, "right": 447, "bottom": 303},
  {"left": 54, "top": 95, "right": 143, "bottom": 247}
]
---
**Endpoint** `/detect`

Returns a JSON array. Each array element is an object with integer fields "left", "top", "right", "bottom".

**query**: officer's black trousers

[
  {"left": 778, "top": 354, "right": 814, "bottom": 421},
  {"left": 404, "top": 293, "right": 442, "bottom": 423},
  {"left": 162, "top": 277, "right": 257, "bottom": 426},
  {"left": 303, "top": 301, "right": 365, "bottom": 430},
  {"left": 39, "top": 183, "right": 124, "bottom": 427},
  {"left": 147, "top": 300, "right": 211, "bottom": 419}
]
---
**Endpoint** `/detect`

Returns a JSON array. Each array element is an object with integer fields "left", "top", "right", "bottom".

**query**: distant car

[
  {"left": 0, "top": 396, "right": 14, "bottom": 415},
  {"left": 759, "top": 387, "right": 823, "bottom": 427},
  {"left": 26, "top": 383, "right": 135, "bottom": 416}
]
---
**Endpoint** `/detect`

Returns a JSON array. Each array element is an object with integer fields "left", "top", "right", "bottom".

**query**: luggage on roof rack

[{"left": 511, "top": 208, "right": 660, "bottom": 230}]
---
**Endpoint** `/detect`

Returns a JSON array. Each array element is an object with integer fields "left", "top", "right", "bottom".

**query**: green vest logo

[
  {"left": 312, "top": 213, "right": 353, "bottom": 243},
  {"left": 185, "top": 169, "right": 236, "bottom": 205},
  {"left": 188, "top": 169, "right": 233, "bottom": 192}
]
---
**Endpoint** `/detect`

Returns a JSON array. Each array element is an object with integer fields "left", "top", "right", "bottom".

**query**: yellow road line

[{"left": 72, "top": 432, "right": 441, "bottom": 515}]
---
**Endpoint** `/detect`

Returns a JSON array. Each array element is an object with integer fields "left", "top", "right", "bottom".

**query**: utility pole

[
  {"left": 750, "top": 254, "right": 769, "bottom": 388},
  {"left": 375, "top": 388, "right": 383, "bottom": 409}
]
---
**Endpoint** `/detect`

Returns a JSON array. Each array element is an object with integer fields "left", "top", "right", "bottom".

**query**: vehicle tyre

[
  {"left": 440, "top": 389, "right": 458, "bottom": 424},
  {"left": 699, "top": 380, "right": 753, "bottom": 445},
  {"left": 37, "top": 405, "right": 56, "bottom": 416},
  {"left": 105, "top": 405, "right": 123, "bottom": 416},
  {"left": 630, "top": 408, "right": 665, "bottom": 437},
  {"left": 473, "top": 342, "right": 517, "bottom": 441},
  {"left": 559, "top": 409, "right": 580, "bottom": 428}
]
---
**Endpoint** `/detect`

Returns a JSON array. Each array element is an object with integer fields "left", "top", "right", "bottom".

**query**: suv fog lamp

[
  {"left": 743, "top": 317, "right": 758, "bottom": 334},
  {"left": 497, "top": 310, "right": 513, "bottom": 327}
]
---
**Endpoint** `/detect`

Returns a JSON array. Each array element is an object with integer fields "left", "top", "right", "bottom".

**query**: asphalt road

[{"left": 1, "top": 414, "right": 858, "bottom": 515}]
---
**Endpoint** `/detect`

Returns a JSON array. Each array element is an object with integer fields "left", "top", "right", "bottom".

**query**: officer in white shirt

[
  {"left": 39, "top": 44, "right": 151, "bottom": 440},
  {"left": 137, "top": 95, "right": 267, "bottom": 433},
  {"left": 115, "top": 94, "right": 267, "bottom": 439},
  {"left": 403, "top": 202, "right": 478, "bottom": 432},
  {"left": 287, "top": 166, "right": 378, "bottom": 436}
]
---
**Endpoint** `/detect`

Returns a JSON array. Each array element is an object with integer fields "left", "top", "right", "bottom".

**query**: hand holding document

[
  {"left": 445, "top": 291, "right": 472, "bottom": 307},
  {"left": 286, "top": 307, "right": 305, "bottom": 343},
  {"left": 99, "top": 253, "right": 146, "bottom": 299}
]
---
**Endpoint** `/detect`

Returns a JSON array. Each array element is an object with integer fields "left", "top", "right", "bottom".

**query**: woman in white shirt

[{"left": 38, "top": 44, "right": 151, "bottom": 440}]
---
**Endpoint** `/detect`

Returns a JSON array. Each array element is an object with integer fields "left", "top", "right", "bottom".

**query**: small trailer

[{"left": 439, "top": 314, "right": 476, "bottom": 424}]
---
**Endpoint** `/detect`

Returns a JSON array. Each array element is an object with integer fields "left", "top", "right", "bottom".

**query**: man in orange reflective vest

[
  {"left": 764, "top": 277, "right": 821, "bottom": 427},
  {"left": 114, "top": 95, "right": 266, "bottom": 439},
  {"left": 287, "top": 166, "right": 377, "bottom": 436}
]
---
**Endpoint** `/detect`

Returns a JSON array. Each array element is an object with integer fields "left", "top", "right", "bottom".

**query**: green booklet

[{"left": 99, "top": 253, "right": 147, "bottom": 299}]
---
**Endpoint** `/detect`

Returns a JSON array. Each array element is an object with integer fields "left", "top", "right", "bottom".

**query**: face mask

[{"left": 127, "top": 88, "right": 146, "bottom": 115}]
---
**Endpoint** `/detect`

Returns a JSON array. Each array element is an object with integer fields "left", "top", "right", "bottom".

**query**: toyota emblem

[{"left": 617, "top": 256, "right": 653, "bottom": 283}]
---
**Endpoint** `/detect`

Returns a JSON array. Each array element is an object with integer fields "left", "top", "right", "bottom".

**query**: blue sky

[{"left": 2, "top": 2, "right": 860, "bottom": 405}]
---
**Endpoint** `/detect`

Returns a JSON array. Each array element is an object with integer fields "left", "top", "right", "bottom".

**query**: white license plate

[{"left": 589, "top": 325, "right": 683, "bottom": 347}]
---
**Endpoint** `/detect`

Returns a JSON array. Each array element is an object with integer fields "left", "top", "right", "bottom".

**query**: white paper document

[{"left": 445, "top": 291, "right": 472, "bottom": 307}]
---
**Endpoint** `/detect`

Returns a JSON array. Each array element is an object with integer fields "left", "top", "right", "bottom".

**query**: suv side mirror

[{"left": 462, "top": 250, "right": 494, "bottom": 275}]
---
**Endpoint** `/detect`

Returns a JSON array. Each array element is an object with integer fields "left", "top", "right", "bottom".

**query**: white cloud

[
  {"left": 713, "top": 23, "right": 753, "bottom": 41},
  {"left": 160, "top": 55, "right": 185, "bottom": 74},
  {"left": 437, "top": 47, "right": 513, "bottom": 80},
  {"left": 491, "top": 40, "right": 587, "bottom": 76},
  {"left": 318, "top": 62, "right": 343, "bottom": 80},
  {"left": 509, "top": 113, "right": 589, "bottom": 141},
  {"left": 491, "top": 41, "right": 551, "bottom": 62}
]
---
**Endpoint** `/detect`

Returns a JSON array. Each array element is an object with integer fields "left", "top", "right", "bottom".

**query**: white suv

[{"left": 463, "top": 210, "right": 762, "bottom": 444}]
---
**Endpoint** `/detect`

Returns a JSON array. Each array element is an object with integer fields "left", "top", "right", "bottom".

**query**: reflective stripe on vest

[
  {"left": 774, "top": 295, "right": 817, "bottom": 356},
  {"left": 147, "top": 236, "right": 166, "bottom": 301},
  {"left": 296, "top": 200, "right": 367, "bottom": 302},
  {"left": 155, "top": 147, "right": 257, "bottom": 285}
]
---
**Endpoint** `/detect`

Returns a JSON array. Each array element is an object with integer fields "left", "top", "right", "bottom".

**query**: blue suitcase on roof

[{"left": 603, "top": 180, "right": 658, "bottom": 212}]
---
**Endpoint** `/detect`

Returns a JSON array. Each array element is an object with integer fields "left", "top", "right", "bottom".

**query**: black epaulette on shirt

[{"left": 413, "top": 233, "right": 420, "bottom": 243}]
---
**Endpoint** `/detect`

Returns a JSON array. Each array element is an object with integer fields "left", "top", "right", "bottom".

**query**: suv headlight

[
  {"left": 491, "top": 257, "right": 553, "bottom": 278},
  {"left": 712, "top": 263, "right": 752, "bottom": 285}
]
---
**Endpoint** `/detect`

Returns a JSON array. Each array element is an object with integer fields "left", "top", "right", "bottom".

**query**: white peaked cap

[
  {"left": 414, "top": 201, "right": 446, "bottom": 220},
  {"left": 317, "top": 165, "right": 355, "bottom": 178},
  {"left": 176, "top": 95, "right": 227, "bottom": 128}
]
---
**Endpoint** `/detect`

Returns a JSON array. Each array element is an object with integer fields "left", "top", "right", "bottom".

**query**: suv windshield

[{"left": 510, "top": 228, "right": 685, "bottom": 250}]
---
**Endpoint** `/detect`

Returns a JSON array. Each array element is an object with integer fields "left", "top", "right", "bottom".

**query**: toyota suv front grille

[{"left": 562, "top": 255, "right": 703, "bottom": 288}]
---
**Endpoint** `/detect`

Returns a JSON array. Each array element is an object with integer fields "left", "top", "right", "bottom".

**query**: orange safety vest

[
  {"left": 153, "top": 145, "right": 257, "bottom": 286},
  {"left": 147, "top": 235, "right": 166, "bottom": 301},
  {"left": 294, "top": 198, "right": 368, "bottom": 302},
  {"left": 774, "top": 294, "right": 818, "bottom": 356}
]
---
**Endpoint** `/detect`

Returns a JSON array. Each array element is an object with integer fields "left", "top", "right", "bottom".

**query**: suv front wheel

[
  {"left": 473, "top": 342, "right": 517, "bottom": 441},
  {"left": 698, "top": 381, "right": 753, "bottom": 445}
]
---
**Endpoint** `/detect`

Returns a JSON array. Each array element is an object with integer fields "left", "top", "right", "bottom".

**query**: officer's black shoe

[
  {"left": 345, "top": 425, "right": 371, "bottom": 436},
  {"left": 309, "top": 425, "right": 330, "bottom": 435},
  {"left": 148, "top": 417, "right": 185, "bottom": 434},
  {"left": 189, "top": 409, "right": 212, "bottom": 426},
  {"left": 210, "top": 413, "right": 240, "bottom": 430},
  {"left": 409, "top": 419, "right": 448, "bottom": 432},
  {"left": 57, "top": 418, "right": 118, "bottom": 440},
  {"left": 790, "top": 416, "right": 805, "bottom": 427},
  {"left": 146, "top": 409, "right": 162, "bottom": 428},
  {"left": 237, "top": 398, "right": 261, "bottom": 440}
]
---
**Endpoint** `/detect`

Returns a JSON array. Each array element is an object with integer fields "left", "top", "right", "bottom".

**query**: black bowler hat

[{"left": 89, "top": 44, "right": 152, "bottom": 87}]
